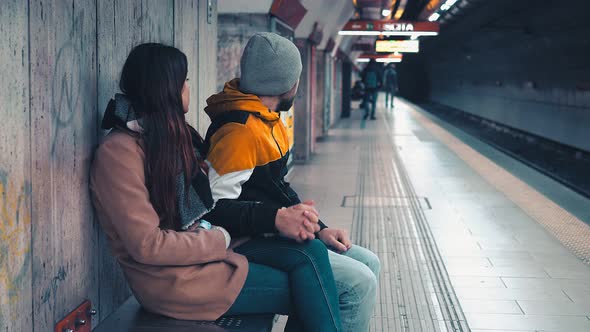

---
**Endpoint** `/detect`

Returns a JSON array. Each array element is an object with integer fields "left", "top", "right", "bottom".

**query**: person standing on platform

[
  {"left": 360, "top": 58, "right": 382, "bottom": 120},
  {"left": 383, "top": 63, "right": 398, "bottom": 109}
]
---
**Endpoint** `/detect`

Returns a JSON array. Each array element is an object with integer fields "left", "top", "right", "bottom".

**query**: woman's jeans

[{"left": 225, "top": 237, "right": 342, "bottom": 332}]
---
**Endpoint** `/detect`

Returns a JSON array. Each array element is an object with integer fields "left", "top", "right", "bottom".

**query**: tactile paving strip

[
  {"left": 409, "top": 106, "right": 590, "bottom": 265},
  {"left": 351, "top": 132, "right": 469, "bottom": 331}
]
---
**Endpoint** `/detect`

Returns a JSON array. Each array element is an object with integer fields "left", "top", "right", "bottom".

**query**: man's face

[
  {"left": 275, "top": 81, "right": 299, "bottom": 112},
  {"left": 276, "top": 95, "right": 295, "bottom": 112}
]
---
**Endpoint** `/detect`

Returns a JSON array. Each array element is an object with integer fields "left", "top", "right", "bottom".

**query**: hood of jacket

[
  {"left": 204, "top": 78, "right": 280, "bottom": 123},
  {"left": 101, "top": 93, "right": 144, "bottom": 133}
]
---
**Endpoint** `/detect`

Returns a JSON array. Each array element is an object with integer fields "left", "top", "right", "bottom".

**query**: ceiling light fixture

[
  {"left": 376, "top": 58, "right": 402, "bottom": 63},
  {"left": 356, "top": 53, "right": 403, "bottom": 63},
  {"left": 339, "top": 31, "right": 437, "bottom": 37},
  {"left": 428, "top": 12, "right": 440, "bottom": 21},
  {"left": 338, "top": 31, "right": 382, "bottom": 36},
  {"left": 382, "top": 9, "right": 392, "bottom": 16},
  {"left": 440, "top": 0, "right": 459, "bottom": 11}
]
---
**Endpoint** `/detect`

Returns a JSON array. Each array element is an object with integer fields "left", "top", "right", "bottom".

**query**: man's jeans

[
  {"left": 385, "top": 88, "right": 396, "bottom": 108},
  {"left": 226, "top": 241, "right": 380, "bottom": 332},
  {"left": 363, "top": 90, "right": 378, "bottom": 119},
  {"left": 226, "top": 238, "right": 342, "bottom": 331},
  {"left": 330, "top": 245, "right": 380, "bottom": 332}
]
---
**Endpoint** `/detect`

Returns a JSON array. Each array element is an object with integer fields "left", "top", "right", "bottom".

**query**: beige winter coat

[{"left": 90, "top": 130, "right": 248, "bottom": 320}]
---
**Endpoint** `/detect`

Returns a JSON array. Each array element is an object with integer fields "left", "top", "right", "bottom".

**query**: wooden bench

[{"left": 94, "top": 296, "right": 276, "bottom": 332}]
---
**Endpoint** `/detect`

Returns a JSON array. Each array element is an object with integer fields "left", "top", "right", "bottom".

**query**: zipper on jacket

[
  {"left": 268, "top": 121, "right": 295, "bottom": 205},
  {"left": 270, "top": 123, "right": 284, "bottom": 157}
]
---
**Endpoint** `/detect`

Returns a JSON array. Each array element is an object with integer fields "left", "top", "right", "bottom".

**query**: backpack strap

[{"left": 203, "top": 111, "right": 251, "bottom": 155}]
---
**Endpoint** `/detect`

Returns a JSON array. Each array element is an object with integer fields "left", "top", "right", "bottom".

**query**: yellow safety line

[{"left": 406, "top": 102, "right": 590, "bottom": 264}]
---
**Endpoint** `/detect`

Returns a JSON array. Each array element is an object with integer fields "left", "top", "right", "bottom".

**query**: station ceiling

[{"left": 218, "top": 0, "right": 484, "bottom": 58}]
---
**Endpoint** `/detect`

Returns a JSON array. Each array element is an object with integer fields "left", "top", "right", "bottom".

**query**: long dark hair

[{"left": 120, "top": 43, "right": 197, "bottom": 230}]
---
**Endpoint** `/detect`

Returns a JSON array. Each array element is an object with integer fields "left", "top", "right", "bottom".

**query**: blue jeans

[
  {"left": 385, "top": 88, "right": 396, "bottom": 107},
  {"left": 329, "top": 245, "right": 380, "bottom": 332},
  {"left": 226, "top": 237, "right": 342, "bottom": 332}
]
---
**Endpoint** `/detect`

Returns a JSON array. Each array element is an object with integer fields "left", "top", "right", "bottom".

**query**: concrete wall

[
  {"left": 315, "top": 51, "right": 326, "bottom": 138},
  {"left": 294, "top": 39, "right": 315, "bottom": 161},
  {"left": 323, "top": 53, "right": 334, "bottom": 133},
  {"left": 217, "top": 13, "right": 269, "bottom": 91},
  {"left": 0, "top": 1, "right": 218, "bottom": 330},
  {"left": 420, "top": 0, "right": 590, "bottom": 152},
  {"left": 330, "top": 58, "right": 343, "bottom": 126}
]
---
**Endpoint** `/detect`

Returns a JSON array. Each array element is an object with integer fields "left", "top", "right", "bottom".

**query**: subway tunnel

[{"left": 1, "top": 0, "right": 590, "bottom": 331}]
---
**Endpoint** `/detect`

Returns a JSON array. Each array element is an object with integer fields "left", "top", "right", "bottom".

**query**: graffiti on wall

[
  {"left": 0, "top": 170, "right": 32, "bottom": 323},
  {"left": 50, "top": 8, "right": 84, "bottom": 156}
]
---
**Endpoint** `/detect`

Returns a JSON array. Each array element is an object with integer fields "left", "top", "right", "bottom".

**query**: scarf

[{"left": 101, "top": 93, "right": 214, "bottom": 230}]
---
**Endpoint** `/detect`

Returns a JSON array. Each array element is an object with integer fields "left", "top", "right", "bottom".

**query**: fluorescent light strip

[
  {"left": 428, "top": 12, "right": 440, "bottom": 21},
  {"left": 441, "top": 0, "right": 459, "bottom": 11},
  {"left": 393, "top": 0, "right": 408, "bottom": 20},
  {"left": 381, "top": 31, "right": 438, "bottom": 36},
  {"left": 356, "top": 58, "right": 402, "bottom": 63},
  {"left": 338, "top": 31, "right": 382, "bottom": 36},
  {"left": 339, "top": 31, "right": 438, "bottom": 37},
  {"left": 377, "top": 58, "right": 402, "bottom": 63}
]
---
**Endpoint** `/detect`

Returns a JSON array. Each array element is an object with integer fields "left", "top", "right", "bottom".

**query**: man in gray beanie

[
  {"left": 204, "top": 32, "right": 380, "bottom": 332},
  {"left": 239, "top": 32, "right": 303, "bottom": 96}
]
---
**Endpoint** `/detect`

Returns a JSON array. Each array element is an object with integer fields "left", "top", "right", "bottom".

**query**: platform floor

[{"left": 280, "top": 96, "right": 590, "bottom": 332}]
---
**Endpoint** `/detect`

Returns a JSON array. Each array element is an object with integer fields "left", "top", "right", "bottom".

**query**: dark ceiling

[{"left": 399, "top": 0, "right": 431, "bottom": 20}]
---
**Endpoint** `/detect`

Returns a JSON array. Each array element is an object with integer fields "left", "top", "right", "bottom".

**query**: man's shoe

[{"left": 370, "top": 117, "right": 377, "bottom": 120}]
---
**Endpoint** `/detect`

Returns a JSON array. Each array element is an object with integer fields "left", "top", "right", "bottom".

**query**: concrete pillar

[
  {"left": 323, "top": 53, "right": 333, "bottom": 134},
  {"left": 196, "top": 0, "right": 219, "bottom": 134},
  {"left": 331, "top": 58, "right": 343, "bottom": 127},
  {"left": 294, "top": 38, "right": 315, "bottom": 161},
  {"left": 315, "top": 51, "right": 326, "bottom": 139},
  {"left": 341, "top": 60, "right": 353, "bottom": 118}
]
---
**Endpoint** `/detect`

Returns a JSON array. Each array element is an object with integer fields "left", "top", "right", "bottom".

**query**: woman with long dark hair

[{"left": 90, "top": 43, "right": 342, "bottom": 331}]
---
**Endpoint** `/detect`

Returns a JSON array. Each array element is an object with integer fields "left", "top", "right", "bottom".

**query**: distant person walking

[
  {"left": 360, "top": 59, "right": 382, "bottom": 120},
  {"left": 383, "top": 63, "right": 398, "bottom": 109}
]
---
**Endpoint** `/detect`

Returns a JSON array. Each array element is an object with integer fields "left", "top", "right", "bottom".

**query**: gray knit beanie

[{"left": 239, "top": 32, "right": 303, "bottom": 96}]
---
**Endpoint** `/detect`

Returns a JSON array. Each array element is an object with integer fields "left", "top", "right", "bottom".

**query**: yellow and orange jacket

[{"left": 202, "top": 79, "right": 327, "bottom": 235}]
